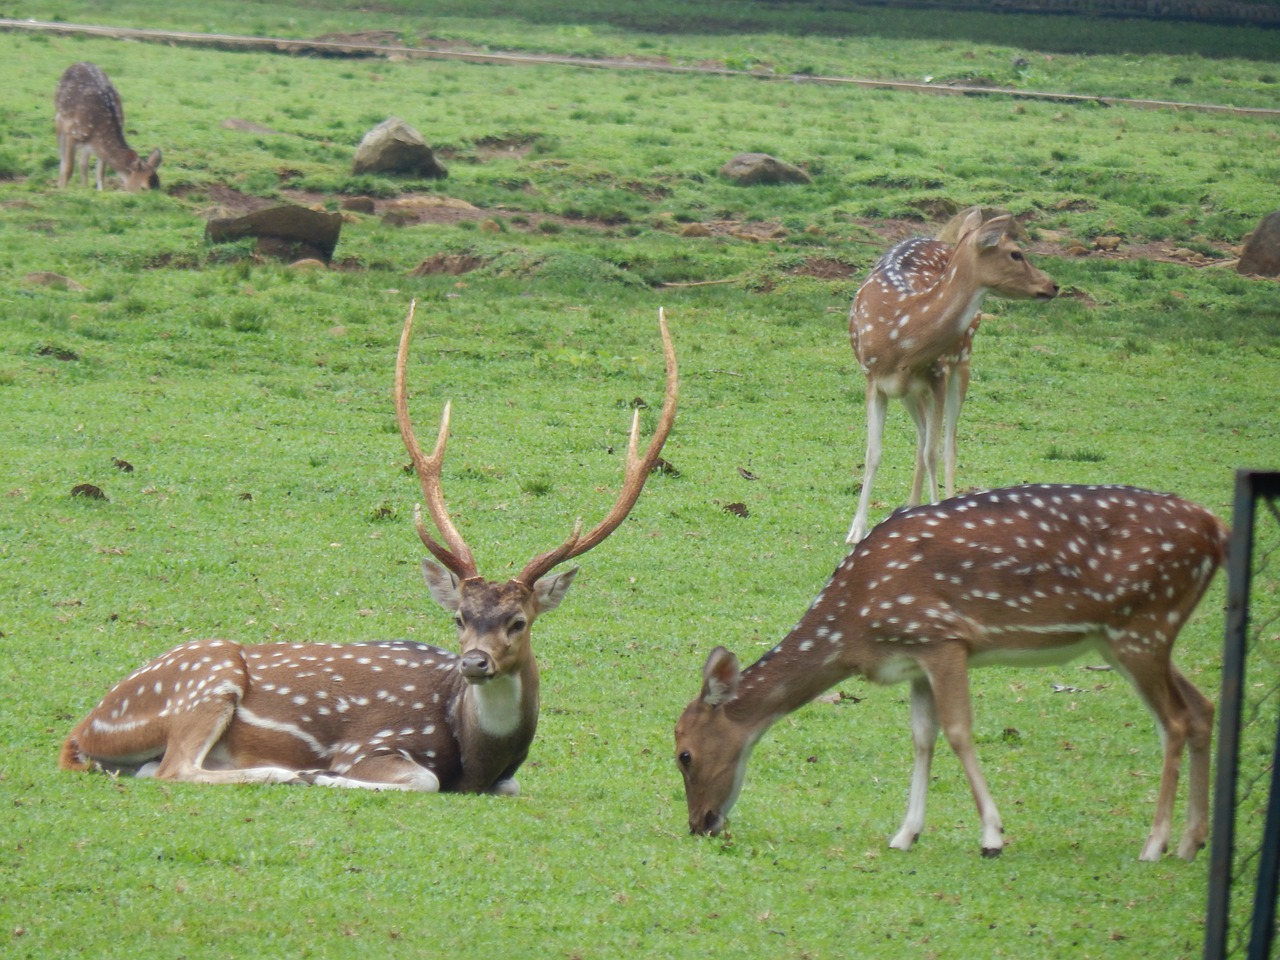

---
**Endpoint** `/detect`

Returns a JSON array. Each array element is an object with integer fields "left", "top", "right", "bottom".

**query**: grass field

[{"left": 2, "top": 3, "right": 1279, "bottom": 957}]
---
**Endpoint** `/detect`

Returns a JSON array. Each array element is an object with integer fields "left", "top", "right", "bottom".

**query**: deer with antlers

[
  {"left": 676, "top": 484, "right": 1226, "bottom": 860},
  {"left": 845, "top": 208, "right": 1058, "bottom": 545},
  {"left": 55, "top": 62, "right": 162, "bottom": 192},
  {"left": 60, "top": 302, "right": 678, "bottom": 793}
]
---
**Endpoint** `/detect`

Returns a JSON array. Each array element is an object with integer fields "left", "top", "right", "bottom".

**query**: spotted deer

[
  {"left": 61, "top": 302, "right": 678, "bottom": 792},
  {"left": 845, "top": 209, "right": 1058, "bottom": 545},
  {"left": 676, "top": 484, "right": 1226, "bottom": 860},
  {"left": 55, "top": 62, "right": 162, "bottom": 192}
]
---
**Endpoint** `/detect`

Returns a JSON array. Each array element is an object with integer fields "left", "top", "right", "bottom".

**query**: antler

[
  {"left": 395, "top": 300, "right": 479, "bottom": 580},
  {"left": 514, "top": 308, "right": 679, "bottom": 587}
]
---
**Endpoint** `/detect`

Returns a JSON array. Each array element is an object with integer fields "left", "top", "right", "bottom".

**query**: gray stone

[
  {"left": 719, "top": 152, "right": 811, "bottom": 186},
  {"left": 352, "top": 118, "right": 447, "bottom": 179},
  {"left": 1237, "top": 210, "right": 1280, "bottom": 277},
  {"left": 205, "top": 204, "right": 343, "bottom": 263}
]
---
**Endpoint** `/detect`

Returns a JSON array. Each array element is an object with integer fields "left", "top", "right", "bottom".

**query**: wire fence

[{"left": 1205, "top": 470, "right": 1280, "bottom": 960}]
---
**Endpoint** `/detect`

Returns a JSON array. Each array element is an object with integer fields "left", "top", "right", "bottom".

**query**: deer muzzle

[
  {"left": 691, "top": 809, "right": 725, "bottom": 836},
  {"left": 459, "top": 651, "right": 496, "bottom": 682}
]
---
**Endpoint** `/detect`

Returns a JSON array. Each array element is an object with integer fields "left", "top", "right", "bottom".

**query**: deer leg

[
  {"left": 890, "top": 676, "right": 940, "bottom": 851},
  {"left": 847, "top": 384, "right": 889, "bottom": 545},
  {"left": 922, "top": 372, "right": 947, "bottom": 504},
  {"left": 150, "top": 693, "right": 303, "bottom": 786},
  {"left": 304, "top": 753, "right": 443, "bottom": 791},
  {"left": 1108, "top": 648, "right": 1202, "bottom": 861},
  {"left": 57, "top": 135, "right": 73, "bottom": 188},
  {"left": 942, "top": 356, "right": 970, "bottom": 499},
  {"left": 490, "top": 776, "right": 521, "bottom": 796},
  {"left": 1172, "top": 667, "right": 1214, "bottom": 859},
  {"left": 902, "top": 391, "right": 930, "bottom": 506},
  {"left": 924, "top": 649, "right": 1004, "bottom": 856}
]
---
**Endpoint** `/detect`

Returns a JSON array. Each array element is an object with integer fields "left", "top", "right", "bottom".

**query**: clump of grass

[
  {"left": 228, "top": 306, "right": 268, "bottom": 333},
  {"left": 519, "top": 477, "right": 554, "bottom": 497},
  {"left": 1045, "top": 445, "right": 1107, "bottom": 463}
]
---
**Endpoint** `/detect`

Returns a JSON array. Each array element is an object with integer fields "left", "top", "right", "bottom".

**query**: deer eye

[
  {"left": 1010, "top": 250, "right": 1024, "bottom": 261},
  {"left": 454, "top": 615, "right": 464, "bottom": 629},
  {"left": 508, "top": 618, "right": 527, "bottom": 636},
  {"left": 678, "top": 750, "right": 692, "bottom": 768}
]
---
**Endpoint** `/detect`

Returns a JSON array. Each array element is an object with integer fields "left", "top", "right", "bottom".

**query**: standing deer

[
  {"left": 845, "top": 209, "right": 1058, "bottom": 545},
  {"left": 55, "top": 62, "right": 162, "bottom": 192},
  {"left": 61, "top": 302, "right": 678, "bottom": 792},
  {"left": 676, "top": 484, "right": 1226, "bottom": 860}
]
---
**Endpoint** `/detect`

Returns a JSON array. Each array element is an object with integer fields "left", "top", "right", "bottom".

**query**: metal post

[{"left": 1204, "top": 469, "right": 1259, "bottom": 960}]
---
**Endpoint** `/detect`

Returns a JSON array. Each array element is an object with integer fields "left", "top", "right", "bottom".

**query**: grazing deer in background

[
  {"left": 676, "top": 484, "right": 1226, "bottom": 860},
  {"left": 845, "top": 208, "right": 1058, "bottom": 545},
  {"left": 55, "top": 62, "right": 162, "bottom": 192},
  {"left": 61, "top": 302, "right": 678, "bottom": 793}
]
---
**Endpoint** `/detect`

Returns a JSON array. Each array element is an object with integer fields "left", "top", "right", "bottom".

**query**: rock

[
  {"left": 205, "top": 204, "right": 343, "bottom": 263},
  {"left": 1237, "top": 211, "right": 1280, "bottom": 276},
  {"left": 384, "top": 195, "right": 477, "bottom": 213},
  {"left": 719, "top": 152, "right": 811, "bottom": 186},
  {"left": 381, "top": 195, "right": 480, "bottom": 227},
  {"left": 353, "top": 118, "right": 447, "bottom": 179},
  {"left": 679, "top": 223, "right": 713, "bottom": 238},
  {"left": 341, "top": 196, "right": 377, "bottom": 214}
]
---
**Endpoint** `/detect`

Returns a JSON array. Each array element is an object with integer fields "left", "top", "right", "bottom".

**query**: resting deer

[
  {"left": 55, "top": 62, "right": 162, "bottom": 192},
  {"left": 676, "top": 484, "right": 1226, "bottom": 860},
  {"left": 845, "top": 209, "right": 1058, "bottom": 545},
  {"left": 61, "top": 302, "right": 678, "bottom": 792}
]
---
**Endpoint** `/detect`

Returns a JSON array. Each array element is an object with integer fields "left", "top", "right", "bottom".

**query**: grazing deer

[
  {"left": 61, "top": 302, "right": 678, "bottom": 793},
  {"left": 845, "top": 209, "right": 1058, "bottom": 545},
  {"left": 676, "top": 484, "right": 1226, "bottom": 860},
  {"left": 55, "top": 62, "right": 162, "bottom": 192}
]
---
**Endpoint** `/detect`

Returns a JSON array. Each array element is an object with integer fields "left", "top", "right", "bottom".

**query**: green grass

[{"left": 2, "top": 4, "right": 1279, "bottom": 958}]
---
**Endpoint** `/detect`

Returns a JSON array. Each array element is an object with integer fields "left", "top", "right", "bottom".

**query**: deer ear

[
  {"left": 700, "top": 646, "right": 741, "bottom": 707},
  {"left": 532, "top": 566, "right": 578, "bottom": 614},
  {"left": 421, "top": 558, "right": 462, "bottom": 612},
  {"left": 146, "top": 148, "right": 162, "bottom": 170},
  {"left": 974, "top": 215, "right": 1013, "bottom": 251},
  {"left": 957, "top": 206, "right": 984, "bottom": 239}
]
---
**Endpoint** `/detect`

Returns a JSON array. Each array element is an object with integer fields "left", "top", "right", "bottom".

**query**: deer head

[{"left": 395, "top": 299, "right": 680, "bottom": 694}]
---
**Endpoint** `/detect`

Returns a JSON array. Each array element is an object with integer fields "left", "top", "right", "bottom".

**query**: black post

[{"left": 1204, "top": 469, "right": 1259, "bottom": 960}]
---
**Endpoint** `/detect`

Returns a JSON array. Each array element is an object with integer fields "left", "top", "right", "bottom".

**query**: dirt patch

[
  {"left": 312, "top": 31, "right": 404, "bottom": 48},
  {"left": 471, "top": 135, "right": 539, "bottom": 162},
  {"left": 409, "top": 253, "right": 489, "bottom": 276},
  {"left": 181, "top": 181, "right": 1244, "bottom": 277},
  {"left": 789, "top": 257, "right": 860, "bottom": 281},
  {"left": 379, "top": 195, "right": 487, "bottom": 227},
  {"left": 186, "top": 182, "right": 280, "bottom": 218},
  {"left": 1027, "top": 237, "right": 1240, "bottom": 270}
]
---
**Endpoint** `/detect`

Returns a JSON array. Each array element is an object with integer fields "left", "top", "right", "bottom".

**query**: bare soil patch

[{"left": 180, "top": 182, "right": 1243, "bottom": 279}]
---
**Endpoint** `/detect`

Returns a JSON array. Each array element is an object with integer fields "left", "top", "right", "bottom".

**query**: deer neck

[
  {"left": 98, "top": 140, "right": 141, "bottom": 175},
  {"left": 466, "top": 668, "right": 538, "bottom": 738},
  {"left": 452, "top": 659, "right": 540, "bottom": 789},
  {"left": 727, "top": 591, "right": 867, "bottom": 733},
  {"left": 906, "top": 254, "right": 990, "bottom": 348}
]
